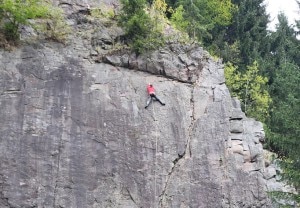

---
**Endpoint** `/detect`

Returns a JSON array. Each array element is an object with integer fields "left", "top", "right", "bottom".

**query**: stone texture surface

[{"left": 0, "top": 1, "right": 277, "bottom": 207}]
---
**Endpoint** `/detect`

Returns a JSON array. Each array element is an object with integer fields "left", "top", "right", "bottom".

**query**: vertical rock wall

[
  {"left": 0, "top": 43, "right": 271, "bottom": 207},
  {"left": 0, "top": 1, "right": 272, "bottom": 207}
]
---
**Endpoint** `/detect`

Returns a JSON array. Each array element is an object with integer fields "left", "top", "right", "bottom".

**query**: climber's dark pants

[{"left": 145, "top": 94, "right": 165, "bottom": 108}]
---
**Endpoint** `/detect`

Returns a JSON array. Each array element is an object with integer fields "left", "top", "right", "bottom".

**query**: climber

[{"left": 145, "top": 83, "right": 165, "bottom": 109}]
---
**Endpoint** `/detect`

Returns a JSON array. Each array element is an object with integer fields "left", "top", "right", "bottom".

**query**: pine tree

[
  {"left": 225, "top": 0, "right": 270, "bottom": 68},
  {"left": 266, "top": 12, "right": 300, "bottom": 194},
  {"left": 174, "top": 0, "right": 233, "bottom": 42},
  {"left": 119, "top": 0, "right": 165, "bottom": 53}
]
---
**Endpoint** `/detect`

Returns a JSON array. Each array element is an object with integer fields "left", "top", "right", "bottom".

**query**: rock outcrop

[{"left": 0, "top": 1, "right": 275, "bottom": 207}]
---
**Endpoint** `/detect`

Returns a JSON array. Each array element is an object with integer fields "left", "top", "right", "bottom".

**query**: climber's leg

[
  {"left": 145, "top": 97, "right": 153, "bottom": 108},
  {"left": 153, "top": 94, "right": 165, "bottom": 106}
]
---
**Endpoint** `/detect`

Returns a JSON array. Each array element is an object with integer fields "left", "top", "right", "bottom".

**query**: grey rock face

[
  {"left": 103, "top": 44, "right": 216, "bottom": 84},
  {"left": 0, "top": 1, "right": 273, "bottom": 208},
  {"left": 0, "top": 45, "right": 272, "bottom": 208}
]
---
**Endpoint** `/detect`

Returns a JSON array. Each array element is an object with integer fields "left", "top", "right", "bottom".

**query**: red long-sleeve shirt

[{"left": 147, "top": 85, "right": 155, "bottom": 95}]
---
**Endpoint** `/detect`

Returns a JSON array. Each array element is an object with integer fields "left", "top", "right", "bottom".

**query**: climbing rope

[{"left": 153, "top": 102, "right": 158, "bottom": 208}]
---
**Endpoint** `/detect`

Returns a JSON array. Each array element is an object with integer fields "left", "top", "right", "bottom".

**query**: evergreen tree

[
  {"left": 268, "top": 62, "right": 300, "bottom": 193},
  {"left": 273, "top": 13, "right": 300, "bottom": 66},
  {"left": 165, "top": 0, "right": 177, "bottom": 7},
  {"left": 266, "top": 12, "right": 300, "bottom": 194},
  {"left": 170, "top": 5, "right": 189, "bottom": 32},
  {"left": 173, "top": 0, "right": 233, "bottom": 42},
  {"left": 119, "top": 0, "right": 164, "bottom": 53},
  {"left": 225, "top": 0, "right": 270, "bottom": 69}
]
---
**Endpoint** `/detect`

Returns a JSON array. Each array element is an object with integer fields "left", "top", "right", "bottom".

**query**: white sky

[{"left": 265, "top": 0, "right": 299, "bottom": 30}]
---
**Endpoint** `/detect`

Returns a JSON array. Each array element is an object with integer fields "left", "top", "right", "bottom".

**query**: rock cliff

[{"left": 0, "top": 1, "right": 277, "bottom": 207}]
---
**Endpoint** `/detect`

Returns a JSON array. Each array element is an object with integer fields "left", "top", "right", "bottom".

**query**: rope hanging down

[{"left": 153, "top": 103, "right": 158, "bottom": 208}]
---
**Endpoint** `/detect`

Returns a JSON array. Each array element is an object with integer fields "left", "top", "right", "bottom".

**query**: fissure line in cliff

[
  {"left": 158, "top": 84, "right": 196, "bottom": 206},
  {"left": 126, "top": 188, "right": 138, "bottom": 206},
  {"left": 158, "top": 155, "right": 182, "bottom": 206},
  {"left": 102, "top": 57, "right": 196, "bottom": 85},
  {"left": 186, "top": 84, "right": 196, "bottom": 159}
]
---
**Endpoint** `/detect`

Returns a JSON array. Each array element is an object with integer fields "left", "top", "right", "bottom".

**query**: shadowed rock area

[{"left": 0, "top": 1, "right": 279, "bottom": 208}]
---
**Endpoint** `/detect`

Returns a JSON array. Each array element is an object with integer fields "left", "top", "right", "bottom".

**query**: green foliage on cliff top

[
  {"left": 119, "top": 0, "right": 165, "bottom": 54},
  {"left": 0, "top": 0, "right": 49, "bottom": 40},
  {"left": 0, "top": 0, "right": 69, "bottom": 43}
]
